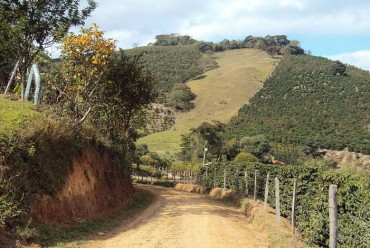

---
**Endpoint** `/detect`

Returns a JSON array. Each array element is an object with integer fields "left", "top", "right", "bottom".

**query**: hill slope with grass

[
  {"left": 224, "top": 55, "right": 370, "bottom": 162},
  {"left": 137, "top": 49, "right": 278, "bottom": 155}
]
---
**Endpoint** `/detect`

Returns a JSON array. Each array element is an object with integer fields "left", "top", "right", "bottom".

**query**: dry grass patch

[
  {"left": 175, "top": 183, "right": 208, "bottom": 194},
  {"left": 240, "top": 198, "right": 308, "bottom": 248}
]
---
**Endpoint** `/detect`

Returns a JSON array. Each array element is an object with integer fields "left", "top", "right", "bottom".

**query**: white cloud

[
  {"left": 65, "top": 0, "right": 370, "bottom": 51},
  {"left": 327, "top": 50, "right": 370, "bottom": 71}
]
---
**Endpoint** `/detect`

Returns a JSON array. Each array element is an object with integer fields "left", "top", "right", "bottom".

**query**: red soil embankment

[{"left": 30, "top": 147, "right": 134, "bottom": 224}]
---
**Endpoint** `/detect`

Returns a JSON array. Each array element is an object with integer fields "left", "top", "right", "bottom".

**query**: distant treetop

[
  {"left": 153, "top": 34, "right": 197, "bottom": 46},
  {"left": 150, "top": 33, "right": 304, "bottom": 56}
]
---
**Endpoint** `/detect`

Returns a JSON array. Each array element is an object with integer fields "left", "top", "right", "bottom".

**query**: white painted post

[
  {"left": 264, "top": 173, "right": 270, "bottom": 209},
  {"left": 244, "top": 170, "right": 248, "bottom": 196},
  {"left": 4, "top": 60, "right": 19, "bottom": 94}
]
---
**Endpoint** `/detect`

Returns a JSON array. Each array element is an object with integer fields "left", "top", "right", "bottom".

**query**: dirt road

[{"left": 85, "top": 184, "right": 267, "bottom": 248}]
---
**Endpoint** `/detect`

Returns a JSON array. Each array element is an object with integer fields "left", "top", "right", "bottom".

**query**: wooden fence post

[
  {"left": 223, "top": 168, "right": 227, "bottom": 189},
  {"left": 235, "top": 170, "right": 239, "bottom": 191},
  {"left": 275, "top": 177, "right": 281, "bottom": 224},
  {"left": 254, "top": 170, "right": 258, "bottom": 201},
  {"left": 166, "top": 168, "right": 169, "bottom": 181},
  {"left": 329, "top": 185, "right": 338, "bottom": 248},
  {"left": 244, "top": 170, "right": 248, "bottom": 196},
  {"left": 292, "top": 179, "right": 297, "bottom": 234},
  {"left": 173, "top": 171, "right": 176, "bottom": 183},
  {"left": 264, "top": 173, "right": 270, "bottom": 209}
]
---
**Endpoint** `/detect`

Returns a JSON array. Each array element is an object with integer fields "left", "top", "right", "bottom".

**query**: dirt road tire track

[{"left": 86, "top": 184, "right": 267, "bottom": 248}]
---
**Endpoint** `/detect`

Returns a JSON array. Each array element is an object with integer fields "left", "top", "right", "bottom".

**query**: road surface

[{"left": 86, "top": 184, "right": 266, "bottom": 248}]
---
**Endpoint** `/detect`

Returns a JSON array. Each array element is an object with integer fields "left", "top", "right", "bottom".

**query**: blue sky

[{"left": 64, "top": 0, "right": 370, "bottom": 70}]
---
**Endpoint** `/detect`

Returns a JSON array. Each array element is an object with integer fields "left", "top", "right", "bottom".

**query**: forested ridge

[{"left": 225, "top": 55, "right": 370, "bottom": 156}]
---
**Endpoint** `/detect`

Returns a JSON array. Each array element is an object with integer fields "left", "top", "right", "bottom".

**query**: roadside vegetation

[
  {"left": 0, "top": 1, "right": 158, "bottom": 245},
  {"left": 196, "top": 162, "right": 370, "bottom": 247}
]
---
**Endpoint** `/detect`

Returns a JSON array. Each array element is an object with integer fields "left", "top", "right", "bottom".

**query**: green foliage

[
  {"left": 0, "top": 0, "right": 96, "bottom": 95},
  {"left": 197, "top": 162, "right": 369, "bottom": 247},
  {"left": 133, "top": 143, "right": 149, "bottom": 165},
  {"left": 90, "top": 50, "right": 157, "bottom": 148},
  {"left": 153, "top": 34, "right": 196, "bottom": 46},
  {"left": 280, "top": 40, "right": 305, "bottom": 55},
  {"left": 234, "top": 151, "right": 258, "bottom": 163},
  {"left": 179, "top": 121, "right": 225, "bottom": 162},
  {"left": 0, "top": 8, "right": 16, "bottom": 91},
  {"left": 239, "top": 135, "right": 271, "bottom": 162},
  {"left": 166, "top": 83, "right": 196, "bottom": 111},
  {"left": 0, "top": 95, "right": 41, "bottom": 135},
  {"left": 43, "top": 25, "right": 116, "bottom": 125},
  {"left": 139, "top": 152, "right": 170, "bottom": 168},
  {"left": 225, "top": 55, "right": 370, "bottom": 162},
  {"left": 303, "top": 140, "right": 325, "bottom": 158},
  {"left": 331, "top": 60, "right": 347, "bottom": 76},
  {"left": 125, "top": 45, "right": 209, "bottom": 93}
]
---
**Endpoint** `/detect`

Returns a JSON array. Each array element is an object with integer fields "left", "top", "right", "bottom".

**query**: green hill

[
  {"left": 225, "top": 55, "right": 370, "bottom": 160},
  {"left": 125, "top": 44, "right": 217, "bottom": 93},
  {"left": 137, "top": 49, "right": 278, "bottom": 155}
]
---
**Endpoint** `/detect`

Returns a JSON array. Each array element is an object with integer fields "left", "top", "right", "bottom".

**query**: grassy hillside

[
  {"left": 137, "top": 49, "right": 278, "bottom": 155},
  {"left": 125, "top": 44, "right": 217, "bottom": 93},
  {"left": 225, "top": 55, "right": 370, "bottom": 159},
  {"left": 0, "top": 95, "right": 41, "bottom": 136}
]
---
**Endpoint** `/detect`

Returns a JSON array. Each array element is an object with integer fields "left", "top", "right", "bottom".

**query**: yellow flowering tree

[
  {"left": 58, "top": 24, "right": 116, "bottom": 123},
  {"left": 44, "top": 24, "right": 157, "bottom": 150}
]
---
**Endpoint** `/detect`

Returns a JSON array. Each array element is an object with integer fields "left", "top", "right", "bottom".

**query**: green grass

[
  {"left": 34, "top": 188, "right": 154, "bottom": 247},
  {"left": 138, "top": 49, "right": 278, "bottom": 155},
  {"left": 0, "top": 94, "right": 41, "bottom": 136}
]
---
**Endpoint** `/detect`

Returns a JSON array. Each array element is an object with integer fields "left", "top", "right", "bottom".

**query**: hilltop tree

[
  {"left": 331, "top": 60, "right": 346, "bottom": 76},
  {"left": 281, "top": 40, "right": 304, "bottom": 55},
  {"left": 266, "top": 46, "right": 280, "bottom": 57},
  {"left": 154, "top": 34, "right": 196, "bottom": 46},
  {"left": 0, "top": 0, "right": 96, "bottom": 98}
]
